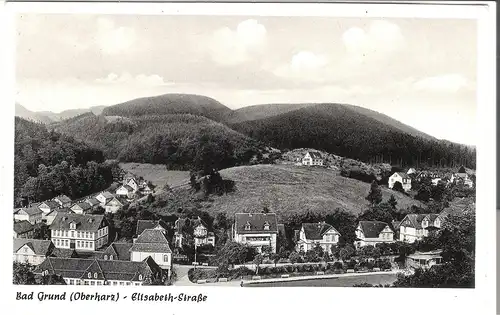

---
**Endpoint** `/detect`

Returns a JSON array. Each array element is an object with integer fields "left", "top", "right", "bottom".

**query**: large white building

[
  {"left": 295, "top": 222, "right": 340, "bottom": 253},
  {"left": 232, "top": 213, "right": 278, "bottom": 253},
  {"left": 354, "top": 221, "right": 395, "bottom": 248},
  {"left": 388, "top": 172, "right": 412, "bottom": 192},
  {"left": 301, "top": 152, "right": 324, "bottom": 166},
  {"left": 49, "top": 213, "right": 109, "bottom": 251}
]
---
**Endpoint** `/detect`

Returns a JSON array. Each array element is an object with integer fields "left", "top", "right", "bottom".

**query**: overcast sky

[{"left": 16, "top": 14, "right": 477, "bottom": 145}]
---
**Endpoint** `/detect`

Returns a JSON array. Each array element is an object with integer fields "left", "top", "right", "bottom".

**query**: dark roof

[
  {"left": 72, "top": 202, "right": 91, "bottom": 211},
  {"left": 277, "top": 223, "right": 286, "bottom": 236},
  {"left": 302, "top": 222, "right": 338, "bottom": 240},
  {"left": 98, "top": 191, "right": 114, "bottom": 199},
  {"left": 14, "top": 220, "right": 34, "bottom": 234},
  {"left": 458, "top": 166, "right": 466, "bottom": 173},
  {"left": 46, "top": 208, "right": 74, "bottom": 217},
  {"left": 54, "top": 195, "right": 72, "bottom": 203},
  {"left": 132, "top": 229, "right": 172, "bottom": 254},
  {"left": 234, "top": 213, "right": 278, "bottom": 234},
  {"left": 49, "top": 213, "right": 106, "bottom": 232},
  {"left": 105, "top": 196, "right": 128, "bottom": 206},
  {"left": 102, "top": 242, "right": 134, "bottom": 260},
  {"left": 400, "top": 214, "right": 428, "bottom": 229},
  {"left": 39, "top": 200, "right": 60, "bottom": 209},
  {"left": 136, "top": 220, "right": 168, "bottom": 236},
  {"left": 307, "top": 151, "right": 323, "bottom": 159},
  {"left": 36, "top": 257, "right": 162, "bottom": 282},
  {"left": 16, "top": 206, "right": 42, "bottom": 216},
  {"left": 13, "top": 238, "right": 53, "bottom": 255},
  {"left": 85, "top": 198, "right": 100, "bottom": 206},
  {"left": 358, "top": 221, "right": 391, "bottom": 238},
  {"left": 50, "top": 248, "right": 77, "bottom": 258}
]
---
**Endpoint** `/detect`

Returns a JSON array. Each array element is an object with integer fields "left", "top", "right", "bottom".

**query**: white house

[
  {"left": 104, "top": 197, "right": 127, "bottom": 214},
  {"left": 301, "top": 152, "right": 324, "bottom": 166},
  {"left": 96, "top": 191, "right": 114, "bottom": 207},
  {"left": 14, "top": 207, "right": 43, "bottom": 224},
  {"left": 399, "top": 213, "right": 441, "bottom": 243},
  {"left": 407, "top": 168, "right": 417, "bottom": 175},
  {"left": 115, "top": 185, "right": 136, "bottom": 199},
  {"left": 36, "top": 257, "right": 164, "bottom": 286},
  {"left": 70, "top": 202, "right": 92, "bottom": 214},
  {"left": 130, "top": 229, "right": 173, "bottom": 277},
  {"left": 174, "top": 217, "right": 215, "bottom": 248},
  {"left": 354, "top": 221, "right": 395, "bottom": 248},
  {"left": 232, "top": 213, "right": 278, "bottom": 253},
  {"left": 295, "top": 222, "right": 340, "bottom": 254},
  {"left": 13, "top": 238, "right": 53, "bottom": 265},
  {"left": 44, "top": 208, "right": 73, "bottom": 225},
  {"left": 50, "top": 213, "right": 109, "bottom": 251},
  {"left": 14, "top": 220, "right": 34, "bottom": 239},
  {"left": 388, "top": 172, "right": 412, "bottom": 192},
  {"left": 38, "top": 200, "right": 60, "bottom": 214},
  {"left": 124, "top": 177, "right": 139, "bottom": 192},
  {"left": 53, "top": 195, "right": 72, "bottom": 208}
]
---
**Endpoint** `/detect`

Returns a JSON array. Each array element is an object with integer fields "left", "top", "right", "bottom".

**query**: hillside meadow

[
  {"left": 119, "top": 162, "right": 190, "bottom": 188},
  {"left": 152, "top": 164, "right": 423, "bottom": 220}
]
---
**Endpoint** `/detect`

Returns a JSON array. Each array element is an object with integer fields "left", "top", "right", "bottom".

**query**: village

[{"left": 12, "top": 151, "right": 476, "bottom": 287}]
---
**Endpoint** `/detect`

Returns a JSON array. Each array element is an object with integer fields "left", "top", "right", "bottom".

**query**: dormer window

[
  {"left": 70, "top": 222, "right": 76, "bottom": 229},
  {"left": 94, "top": 272, "right": 98, "bottom": 279},
  {"left": 104, "top": 255, "right": 108, "bottom": 260},
  {"left": 263, "top": 222, "right": 270, "bottom": 230},
  {"left": 244, "top": 222, "right": 251, "bottom": 231},
  {"left": 138, "top": 275, "right": 143, "bottom": 281},
  {"left": 109, "top": 255, "right": 113, "bottom": 260},
  {"left": 88, "top": 272, "right": 92, "bottom": 279}
]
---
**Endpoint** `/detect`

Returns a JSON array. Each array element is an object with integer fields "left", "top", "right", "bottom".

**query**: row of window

[{"left": 66, "top": 278, "right": 143, "bottom": 286}]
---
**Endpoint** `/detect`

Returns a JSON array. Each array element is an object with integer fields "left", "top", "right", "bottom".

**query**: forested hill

[
  {"left": 102, "top": 93, "right": 233, "bottom": 123},
  {"left": 14, "top": 117, "right": 116, "bottom": 207},
  {"left": 230, "top": 103, "right": 476, "bottom": 169},
  {"left": 51, "top": 112, "right": 276, "bottom": 173}
]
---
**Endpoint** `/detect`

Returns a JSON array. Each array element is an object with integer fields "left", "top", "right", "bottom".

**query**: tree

[
  {"left": 270, "top": 253, "right": 280, "bottom": 267},
  {"left": 392, "top": 181, "right": 405, "bottom": 193},
  {"left": 13, "top": 262, "right": 36, "bottom": 285},
  {"left": 325, "top": 208, "right": 358, "bottom": 247},
  {"left": 33, "top": 222, "right": 50, "bottom": 240},
  {"left": 253, "top": 254, "right": 263, "bottom": 275},
  {"left": 212, "top": 241, "right": 255, "bottom": 269},
  {"left": 339, "top": 245, "right": 356, "bottom": 261},
  {"left": 357, "top": 245, "right": 381, "bottom": 260},
  {"left": 431, "top": 180, "right": 447, "bottom": 202},
  {"left": 388, "top": 194, "right": 398, "bottom": 209},
  {"left": 289, "top": 252, "right": 301, "bottom": 264},
  {"left": 366, "top": 181, "right": 383, "bottom": 205},
  {"left": 358, "top": 202, "right": 395, "bottom": 225}
]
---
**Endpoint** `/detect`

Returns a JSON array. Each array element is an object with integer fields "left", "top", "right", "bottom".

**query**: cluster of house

[
  {"left": 388, "top": 165, "right": 474, "bottom": 192},
  {"left": 14, "top": 212, "right": 173, "bottom": 285},
  {"left": 13, "top": 173, "right": 155, "bottom": 239},
  {"left": 230, "top": 203, "right": 473, "bottom": 271}
]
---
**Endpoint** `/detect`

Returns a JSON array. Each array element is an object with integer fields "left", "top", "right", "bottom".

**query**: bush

[
  {"left": 366, "top": 262, "right": 374, "bottom": 270},
  {"left": 260, "top": 267, "right": 270, "bottom": 275},
  {"left": 286, "top": 265, "right": 294, "bottom": 273},
  {"left": 346, "top": 260, "right": 356, "bottom": 269},
  {"left": 333, "top": 261, "right": 343, "bottom": 270},
  {"left": 229, "top": 267, "right": 254, "bottom": 280},
  {"left": 278, "top": 258, "right": 289, "bottom": 264}
]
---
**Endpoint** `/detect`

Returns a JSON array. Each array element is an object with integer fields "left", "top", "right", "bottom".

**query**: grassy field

[
  {"left": 119, "top": 163, "right": 190, "bottom": 188},
  {"left": 163, "top": 164, "right": 423, "bottom": 220}
]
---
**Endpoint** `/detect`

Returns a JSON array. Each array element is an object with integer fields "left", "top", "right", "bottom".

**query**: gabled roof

[
  {"left": 49, "top": 213, "right": 106, "bottom": 231},
  {"left": 305, "top": 151, "right": 322, "bottom": 159},
  {"left": 105, "top": 196, "right": 127, "bottom": 206},
  {"left": 14, "top": 220, "right": 34, "bottom": 234},
  {"left": 391, "top": 221, "right": 401, "bottom": 230},
  {"left": 16, "top": 206, "right": 43, "bottom": 216},
  {"left": 358, "top": 221, "right": 391, "bottom": 238},
  {"left": 458, "top": 166, "right": 466, "bottom": 174},
  {"left": 399, "top": 214, "right": 428, "bottom": 229},
  {"left": 131, "top": 229, "right": 172, "bottom": 254},
  {"left": 50, "top": 247, "right": 77, "bottom": 258},
  {"left": 36, "top": 257, "right": 162, "bottom": 282},
  {"left": 392, "top": 172, "right": 410, "bottom": 179},
  {"left": 39, "top": 200, "right": 60, "bottom": 209},
  {"left": 302, "top": 222, "right": 338, "bottom": 240},
  {"left": 54, "top": 195, "right": 72, "bottom": 204},
  {"left": 136, "top": 220, "right": 168, "bottom": 236},
  {"left": 85, "top": 198, "right": 101, "bottom": 206},
  {"left": 71, "top": 202, "right": 91, "bottom": 211},
  {"left": 13, "top": 238, "right": 53, "bottom": 255},
  {"left": 102, "top": 242, "right": 134, "bottom": 260},
  {"left": 98, "top": 191, "right": 114, "bottom": 199},
  {"left": 118, "top": 185, "right": 134, "bottom": 192},
  {"left": 234, "top": 213, "right": 278, "bottom": 234}
]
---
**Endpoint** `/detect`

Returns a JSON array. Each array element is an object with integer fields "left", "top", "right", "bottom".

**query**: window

[
  {"left": 70, "top": 223, "right": 76, "bottom": 230},
  {"left": 90, "top": 281, "right": 95, "bottom": 285},
  {"left": 88, "top": 272, "right": 92, "bottom": 279},
  {"left": 138, "top": 275, "right": 143, "bottom": 281},
  {"left": 245, "top": 222, "right": 251, "bottom": 231},
  {"left": 163, "top": 255, "right": 169, "bottom": 263},
  {"left": 71, "top": 231, "right": 74, "bottom": 238},
  {"left": 126, "top": 282, "right": 131, "bottom": 286},
  {"left": 104, "top": 255, "right": 108, "bottom": 260},
  {"left": 263, "top": 222, "right": 270, "bottom": 230},
  {"left": 64, "top": 231, "right": 68, "bottom": 237},
  {"left": 109, "top": 255, "right": 113, "bottom": 261},
  {"left": 94, "top": 273, "right": 98, "bottom": 279}
]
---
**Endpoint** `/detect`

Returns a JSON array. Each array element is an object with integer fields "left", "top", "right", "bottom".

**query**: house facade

[
  {"left": 232, "top": 213, "right": 278, "bottom": 253},
  {"left": 13, "top": 238, "right": 53, "bottom": 265},
  {"left": 36, "top": 257, "right": 164, "bottom": 285},
  {"left": 388, "top": 172, "right": 412, "bottom": 192},
  {"left": 406, "top": 250, "right": 443, "bottom": 269},
  {"left": 38, "top": 200, "right": 60, "bottom": 214},
  {"left": 70, "top": 202, "right": 92, "bottom": 214},
  {"left": 407, "top": 168, "right": 417, "bottom": 175},
  {"left": 302, "top": 152, "right": 324, "bottom": 166},
  {"left": 50, "top": 213, "right": 109, "bottom": 251},
  {"left": 130, "top": 229, "right": 173, "bottom": 276},
  {"left": 354, "top": 221, "right": 394, "bottom": 248},
  {"left": 14, "top": 220, "right": 34, "bottom": 238},
  {"left": 295, "top": 222, "right": 340, "bottom": 253},
  {"left": 96, "top": 191, "right": 114, "bottom": 207},
  {"left": 14, "top": 207, "right": 43, "bottom": 224},
  {"left": 104, "top": 197, "right": 126, "bottom": 214},
  {"left": 53, "top": 195, "right": 72, "bottom": 208},
  {"left": 115, "top": 185, "right": 135, "bottom": 199},
  {"left": 399, "top": 214, "right": 440, "bottom": 243},
  {"left": 174, "top": 217, "right": 215, "bottom": 248}
]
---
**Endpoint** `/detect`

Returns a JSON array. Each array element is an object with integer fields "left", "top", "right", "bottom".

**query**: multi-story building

[
  {"left": 36, "top": 257, "right": 164, "bottom": 285},
  {"left": 232, "top": 213, "right": 278, "bottom": 253},
  {"left": 354, "top": 221, "right": 395, "bottom": 248},
  {"left": 49, "top": 213, "right": 109, "bottom": 251},
  {"left": 14, "top": 206, "right": 43, "bottom": 224},
  {"left": 295, "top": 222, "right": 340, "bottom": 253},
  {"left": 174, "top": 217, "right": 215, "bottom": 248},
  {"left": 388, "top": 172, "right": 412, "bottom": 192},
  {"left": 130, "top": 229, "right": 172, "bottom": 276},
  {"left": 13, "top": 238, "right": 76, "bottom": 265}
]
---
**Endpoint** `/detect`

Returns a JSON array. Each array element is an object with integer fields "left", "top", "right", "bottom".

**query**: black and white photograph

[{"left": 4, "top": 1, "right": 495, "bottom": 305}]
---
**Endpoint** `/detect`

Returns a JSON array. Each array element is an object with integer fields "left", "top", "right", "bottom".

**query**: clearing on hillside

[
  {"left": 167, "top": 164, "right": 423, "bottom": 220},
  {"left": 119, "top": 163, "right": 190, "bottom": 188}
]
